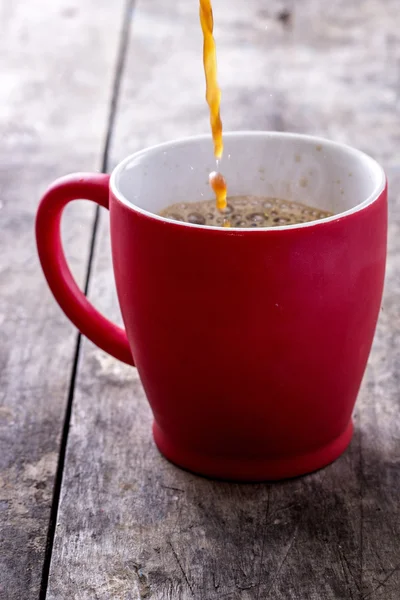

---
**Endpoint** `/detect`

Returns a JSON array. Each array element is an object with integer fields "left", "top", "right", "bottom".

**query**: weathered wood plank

[
  {"left": 0, "top": 1, "right": 127, "bottom": 598},
  {"left": 48, "top": 0, "right": 400, "bottom": 598}
]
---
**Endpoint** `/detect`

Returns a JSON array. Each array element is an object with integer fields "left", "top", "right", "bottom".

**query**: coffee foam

[{"left": 160, "top": 196, "right": 333, "bottom": 228}]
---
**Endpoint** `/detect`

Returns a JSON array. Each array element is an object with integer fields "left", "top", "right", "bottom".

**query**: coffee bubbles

[{"left": 160, "top": 196, "right": 333, "bottom": 228}]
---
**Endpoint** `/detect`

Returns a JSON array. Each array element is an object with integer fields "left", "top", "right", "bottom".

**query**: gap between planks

[{"left": 38, "top": 1, "right": 136, "bottom": 597}]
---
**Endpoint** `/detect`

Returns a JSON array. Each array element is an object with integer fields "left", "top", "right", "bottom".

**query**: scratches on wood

[
  {"left": 362, "top": 565, "right": 400, "bottom": 599},
  {"left": 168, "top": 540, "right": 195, "bottom": 597},
  {"left": 263, "top": 519, "right": 300, "bottom": 599},
  {"left": 255, "top": 490, "right": 270, "bottom": 600}
]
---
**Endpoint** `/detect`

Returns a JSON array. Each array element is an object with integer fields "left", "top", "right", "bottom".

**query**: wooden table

[{"left": 1, "top": 0, "right": 399, "bottom": 598}]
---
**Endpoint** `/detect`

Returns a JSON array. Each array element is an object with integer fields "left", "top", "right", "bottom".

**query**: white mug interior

[{"left": 111, "top": 132, "right": 386, "bottom": 230}]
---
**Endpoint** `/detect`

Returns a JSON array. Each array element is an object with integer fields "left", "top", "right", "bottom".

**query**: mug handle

[{"left": 35, "top": 173, "right": 134, "bottom": 365}]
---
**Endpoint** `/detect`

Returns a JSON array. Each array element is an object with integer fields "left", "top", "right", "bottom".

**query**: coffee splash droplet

[{"left": 209, "top": 171, "right": 227, "bottom": 211}]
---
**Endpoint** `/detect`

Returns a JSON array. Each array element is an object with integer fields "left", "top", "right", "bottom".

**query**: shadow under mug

[{"left": 36, "top": 132, "right": 387, "bottom": 481}]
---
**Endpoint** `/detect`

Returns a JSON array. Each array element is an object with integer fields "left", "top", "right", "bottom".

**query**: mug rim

[{"left": 110, "top": 131, "right": 386, "bottom": 232}]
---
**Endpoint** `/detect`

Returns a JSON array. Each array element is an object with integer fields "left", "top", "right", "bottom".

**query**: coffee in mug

[{"left": 160, "top": 196, "right": 333, "bottom": 228}]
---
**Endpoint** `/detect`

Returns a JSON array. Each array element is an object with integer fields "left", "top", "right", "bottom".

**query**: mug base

[{"left": 152, "top": 420, "right": 354, "bottom": 482}]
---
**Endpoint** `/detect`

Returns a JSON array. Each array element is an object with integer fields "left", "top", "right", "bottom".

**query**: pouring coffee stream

[{"left": 199, "top": 0, "right": 227, "bottom": 213}]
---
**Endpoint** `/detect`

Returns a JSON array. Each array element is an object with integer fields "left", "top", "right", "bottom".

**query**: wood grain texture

[
  {"left": 0, "top": 1, "right": 126, "bottom": 598},
  {"left": 47, "top": 0, "right": 400, "bottom": 598}
]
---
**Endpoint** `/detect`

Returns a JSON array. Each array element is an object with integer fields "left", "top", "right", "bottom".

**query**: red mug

[{"left": 36, "top": 132, "right": 387, "bottom": 481}]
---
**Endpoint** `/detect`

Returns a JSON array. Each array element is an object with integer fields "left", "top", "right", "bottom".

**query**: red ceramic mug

[{"left": 36, "top": 132, "right": 387, "bottom": 481}]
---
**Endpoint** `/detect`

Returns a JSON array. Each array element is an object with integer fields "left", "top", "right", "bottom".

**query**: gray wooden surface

[
  {"left": 0, "top": 0, "right": 127, "bottom": 598},
  {"left": 2, "top": 0, "right": 400, "bottom": 598}
]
